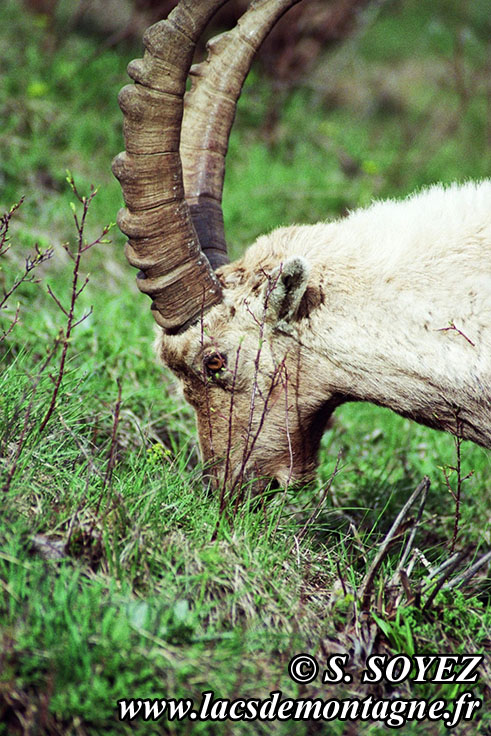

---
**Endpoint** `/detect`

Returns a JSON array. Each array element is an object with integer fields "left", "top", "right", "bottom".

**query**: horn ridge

[
  {"left": 181, "top": 0, "right": 303, "bottom": 267},
  {"left": 113, "top": 0, "right": 303, "bottom": 330},
  {"left": 112, "top": 0, "right": 230, "bottom": 333}
]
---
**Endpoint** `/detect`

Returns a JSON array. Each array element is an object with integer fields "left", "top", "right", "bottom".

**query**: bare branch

[
  {"left": 436, "top": 321, "right": 475, "bottom": 347},
  {"left": 72, "top": 307, "right": 93, "bottom": 329},
  {"left": 0, "top": 304, "right": 21, "bottom": 343},
  {"left": 0, "top": 246, "right": 53, "bottom": 312},
  {"left": 38, "top": 179, "right": 102, "bottom": 434},
  {"left": 0, "top": 198, "right": 25, "bottom": 255},
  {"left": 47, "top": 285, "right": 69, "bottom": 317}
]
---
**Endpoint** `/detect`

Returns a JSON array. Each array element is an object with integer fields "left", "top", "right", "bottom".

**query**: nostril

[{"left": 268, "top": 478, "right": 281, "bottom": 492}]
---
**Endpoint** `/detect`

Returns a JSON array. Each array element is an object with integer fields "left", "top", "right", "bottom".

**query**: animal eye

[{"left": 204, "top": 353, "right": 227, "bottom": 376}]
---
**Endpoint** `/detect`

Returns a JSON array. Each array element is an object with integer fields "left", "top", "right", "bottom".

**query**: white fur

[{"left": 161, "top": 181, "right": 491, "bottom": 489}]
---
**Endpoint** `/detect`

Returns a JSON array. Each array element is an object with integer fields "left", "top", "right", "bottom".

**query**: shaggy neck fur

[{"left": 249, "top": 181, "right": 491, "bottom": 445}]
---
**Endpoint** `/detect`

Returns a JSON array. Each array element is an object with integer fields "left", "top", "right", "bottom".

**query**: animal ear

[{"left": 266, "top": 257, "right": 310, "bottom": 326}]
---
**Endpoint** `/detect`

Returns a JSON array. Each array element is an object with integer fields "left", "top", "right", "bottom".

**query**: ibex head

[
  {"left": 113, "top": 0, "right": 331, "bottom": 495},
  {"left": 157, "top": 244, "right": 341, "bottom": 496},
  {"left": 113, "top": 0, "right": 491, "bottom": 496}
]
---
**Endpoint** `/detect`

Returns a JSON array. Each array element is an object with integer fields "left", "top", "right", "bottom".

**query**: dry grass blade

[
  {"left": 349, "top": 611, "right": 379, "bottom": 665},
  {"left": 422, "top": 550, "right": 468, "bottom": 612},
  {"left": 30, "top": 534, "right": 67, "bottom": 561},
  {"left": 293, "top": 450, "right": 343, "bottom": 549},
  {"left": 397, "top": 478, "right": 430, "bottom": 570},
  {"left": 93, "top": 378, "right": 123, "bottom": 524},
  {"left": 444, "top": 549, "right": 491, "bottom": 590},
  {"left": 1, "top": 337, "right": 61, "bottom": 494},
  {"left": 359, "top": 476, "right": 430, "bottom": 610},
  {"left": 102, "top": 378, "right": 123, "bottom": 496}
]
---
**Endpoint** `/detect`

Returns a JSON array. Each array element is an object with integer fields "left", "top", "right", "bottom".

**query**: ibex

[{"left": 113, "top": 0, "right": 491, "bottom": 496}]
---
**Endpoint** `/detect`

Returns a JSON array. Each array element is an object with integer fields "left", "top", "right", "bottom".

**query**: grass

[{"left": 0, "top": 0, "right": 490, "bottom": 733}]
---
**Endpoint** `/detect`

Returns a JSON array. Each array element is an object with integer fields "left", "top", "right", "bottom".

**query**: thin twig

[
  {"left": 282, "top": 365, "right": 294, "bottom": 487},
  {"left": 0, "top": 198, "right": 25, "bottom": 254},
  {"left": 0, "top": 304, "right": 21, "bottom": 343},
  {"left": 440, "top": 409, "right": 473, "bottom": 552},
  {"left": 46, "top": 285, "right": 69, "bottom": 317},
  {"left": 38, "top": 177, "right": 111, "bottom": 434},
  {"left": 234, "top": 268, "right": 283, "bottom": 496},
  {"left": 222, "top": 344, "right": 242, "bottom": 495},
  {"left": 0, "top": 245, "right": 53, "bottom": 311},
  {"left": 232, "top": 355, "right": 288, "bottom": 512},
  {"left": 57, "top": 413, "right": 103, "bottom": 480},
  {"left": 98, "top": 378, "right": 122, "bottom": 514},
  {"left": 200, "top": 293, "right": 217, "bottom": 491},
  {"left": 436, "top": 321, "right": 475, "bottom": 347}
]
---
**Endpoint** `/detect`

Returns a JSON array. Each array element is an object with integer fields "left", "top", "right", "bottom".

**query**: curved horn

[
  {"left": 181, "top": 0, "right": 303, "bottom": 270},
  {"left": 112, "top": 0, "right": 229, "bottom": 333},
  {"left": 113, "top": 0, "right": 302, "bottom": 332}
]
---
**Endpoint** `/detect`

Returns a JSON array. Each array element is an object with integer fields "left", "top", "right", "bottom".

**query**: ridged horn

[
  {"left": 181, "top": 0, "right": 303, "bottom": 270},
  {"left": 112, "top": 0, "right": 229, "bottom": 333},
  {"left": 113, "top": 0, "right": 303, "bottom": 332}
]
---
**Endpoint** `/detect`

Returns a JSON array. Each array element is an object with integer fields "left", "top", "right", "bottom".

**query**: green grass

[{"left": 1, "top": 0, "right": 490, "bottom": 733}]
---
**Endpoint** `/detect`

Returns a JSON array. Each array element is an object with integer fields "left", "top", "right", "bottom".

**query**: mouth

[
  {"left": 232, "top": 475, "right": 283, "bottom": 509},
  {"left": 227, "top": 471, "right": 281, "bottom": 500},
  {"left": 203, "top": 467, "right": 283, "bottom": 501}
]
